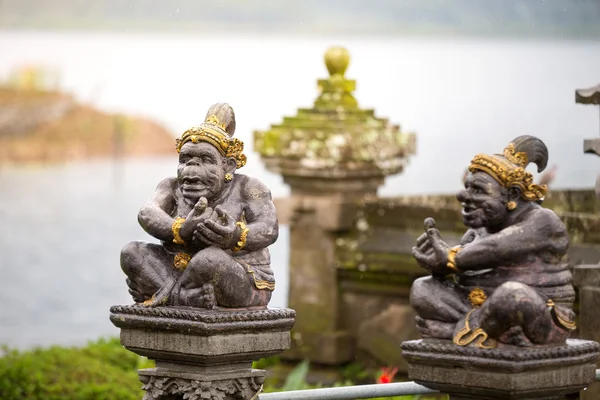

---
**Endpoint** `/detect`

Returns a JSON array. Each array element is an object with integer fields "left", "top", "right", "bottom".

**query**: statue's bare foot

[
  {"left": 141, "top": 295, "right": 157, "bottom": 307},
  {"left": 141, "top": 285, "right": 171, "bottom": 307},
  {"left": 497, "top": 325, "right": 532, "bottom": 347},
  {"left": 416, "top": 316, "right": 455, "bottom": 339},
  {"left": 201, "top": 283, "right": 218, "bottom": 310},
  {"left": 127, "top": 278, "right": 146, "bottom": 303}
]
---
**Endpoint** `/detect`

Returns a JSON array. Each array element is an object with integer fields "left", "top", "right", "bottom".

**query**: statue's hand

[
  {"left": 413, "top": 231, "right": 435, "bottom": 270},
  {"left": 180, "top": 197, "right": 213, "bottom": 243},
  {"left": 193, "top": 206, "right": 239, "bottom": 249},
  {"left": 411, "top": 218, "right": 451, "bottom": 276}
]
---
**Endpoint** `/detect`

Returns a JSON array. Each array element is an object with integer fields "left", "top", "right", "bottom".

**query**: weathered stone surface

[
  {"left": 402, "top": 339, "right": 600, "bottom": 399},
  {"left": 573, "top": 265, "right": 600, "bottom": 288},
  {"left": 253, "top": 46, "right": 415, "bottom": 181},
  {"left": 110, "top": 305, "right": 295, "bottom": 335},
  {"left": 357, "top": 304, "right": 419, "bottom": 371},
  {"left": 110, "top": 305, "right": 295, "bottom": 400},
  {"left": 111, "top": 305, "right": 293, "bottom": 363},
  {"left": 121, "top": 329, "right": 291, "bottom": 365},
  {"left": 139, "top": 368, "right": 265, "bottom": 400}
]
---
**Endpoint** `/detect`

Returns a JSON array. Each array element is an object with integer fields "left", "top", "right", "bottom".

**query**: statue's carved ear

[
  {"left": 225, "top": 157, "right": 237, "bottom": 173},
  {"left": 508, "top": 187, "right": 521, "bottom": 202}
]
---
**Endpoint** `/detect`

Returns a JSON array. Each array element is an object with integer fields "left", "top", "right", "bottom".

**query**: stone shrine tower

[{"left": 253, "top": 46, "right": 416, "bottom": 364}]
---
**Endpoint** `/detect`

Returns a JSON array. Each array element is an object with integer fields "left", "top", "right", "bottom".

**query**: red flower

[{"left": 377, "top": 366, "right": 398, "bottom": 384}]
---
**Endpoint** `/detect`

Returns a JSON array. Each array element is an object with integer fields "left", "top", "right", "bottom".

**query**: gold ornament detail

[
  {"left": 174, "top": 252, "right": 191, "bottom": 270},
  {"left": 547, "top": 299, "right": 577, "bottom": 331},
  {"left": 172, "top": 217, "right": 186, "bottom": 245},
  {"left": 503, "top": 143, "right": 529, "bottom": 167},
  {"left": 205, "top": 114, "right": 228, "bottom": 131},
  {"left": 507, "top": 201, "right": 517, "bottom": 211},
  {"left": 447, "top": 246, "right": 462, "bottom": 273},
  {"left": 453, "top": 309, "right": 496, "bottom": 349},
  {"left": 237, "top": 258, "right": 276, "bottom": 291},
  {"left": 175, "top": 115, "right": 247, "bottom": 169},
  {"left": 468, "top": 288, "right": 487, "bottom": 307},
  {"left": 225, "top": 173, "right": 233, "bottom": 182},
  {"left": 232, "top": 221, "right": 249, "bottom": 252},
  {"left": 247, "top": 267, "right": 276, "bottom": 291},
  {"left": 468, "top": 142, "right": 547, "bottom": 203},
  {"left": 142, "top": 295, "right": 156, "bottom": 307}
]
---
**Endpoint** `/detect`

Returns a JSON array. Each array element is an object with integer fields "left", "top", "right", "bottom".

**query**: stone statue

[
  {"left": 121, "top": 103, "right": 278, "bottom": 309},
  {"left": 411, "top": 135, "right": 576, "bottom": 348}
]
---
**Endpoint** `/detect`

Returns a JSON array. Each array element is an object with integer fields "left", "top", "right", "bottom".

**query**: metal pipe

[
  {"left": 259, "top": 369, "right": 600, "bottom": 399},
  {"left": 258, "top": 381, "right": 437, "bottom": 400}
]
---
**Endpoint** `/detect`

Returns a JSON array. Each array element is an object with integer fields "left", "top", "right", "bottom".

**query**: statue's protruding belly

[{"left": 458, "top": 262, "right": 575, "bottom": 306}]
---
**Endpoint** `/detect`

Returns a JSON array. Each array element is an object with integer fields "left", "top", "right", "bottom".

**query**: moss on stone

[{"left": 253, "top": 48, "right": 416, "bottom": 172}]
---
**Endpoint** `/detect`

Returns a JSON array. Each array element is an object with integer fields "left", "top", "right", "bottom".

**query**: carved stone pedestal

[
  {"left": 401, "top": 339, "right": 600, "bottom": 400},
  {"left": 110, "top": 305, "right": 295, "bottom": 400}
]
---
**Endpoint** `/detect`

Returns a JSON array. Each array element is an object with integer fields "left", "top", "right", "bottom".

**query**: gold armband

[
  {"left": 447, "top": 246, "right": 462, "bottom": 273},
  {"left": 172, "top": 217, "right": 186, "bottom": 245},
  {"left": 232, "top": 221, "right": 249, "bottom": 252}
]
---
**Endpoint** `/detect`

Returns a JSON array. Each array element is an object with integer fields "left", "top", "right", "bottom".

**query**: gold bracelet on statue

[
  {"left": 172, "top": 217, "right": 186, "bottom": 245},
  {"left": 232, "top": 221, "right": 249, "bottom": 252},
  {"left": 447, "top": 246, "right": 462, "bottom": 273}
]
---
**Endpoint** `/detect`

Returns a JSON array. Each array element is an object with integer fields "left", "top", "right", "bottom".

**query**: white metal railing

[{"left": 258, "top": 368, "right": 600, "bottom": 399}]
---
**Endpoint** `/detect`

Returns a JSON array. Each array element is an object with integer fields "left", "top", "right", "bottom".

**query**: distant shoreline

[
  {"left": 0, "top": 88, "right": 175, "bottom": 166},
  {"left": 1, "top": 22, "right": 599, "bottom": 40}
]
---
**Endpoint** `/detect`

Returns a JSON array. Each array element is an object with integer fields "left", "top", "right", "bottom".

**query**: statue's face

[
  {"left": 457, "top": 171, "right": 509, "bottom": 230},
  {"left": 177, "top": 142, "right": 231, "bottom": 203}
]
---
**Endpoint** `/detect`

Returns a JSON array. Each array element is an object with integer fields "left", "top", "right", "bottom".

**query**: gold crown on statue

[
  {"left": 468, "top": 143, "right": 547, "bottom": 202},
  {"left": 176, "top": 114, "right": 247, "bottom": 168}
]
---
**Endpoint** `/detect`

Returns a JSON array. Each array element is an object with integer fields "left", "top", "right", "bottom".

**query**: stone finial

[
  {"left": 254, "top": 46, "right": 416, "bottom": 194},
  {"left": 324, "top": 46, "right": 350, "bottom": 77}
]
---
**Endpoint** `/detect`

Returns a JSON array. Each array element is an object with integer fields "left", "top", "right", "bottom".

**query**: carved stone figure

[
  {"left": 411, "top": 135, "right": 576, "bottom": 348},
  {"left": 121, "top": 103, "right": 278, "bottom": 309}
]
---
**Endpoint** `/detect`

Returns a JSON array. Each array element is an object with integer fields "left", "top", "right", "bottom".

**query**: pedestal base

[
  {"left": 110, "top": 305, "right": 295, "bottom": 400},
  {"left": 139, "top": 366, "right": 265, "bottom": 400},
  {"left": 401, "top": 339, "right": 600, "bottom": 400}
]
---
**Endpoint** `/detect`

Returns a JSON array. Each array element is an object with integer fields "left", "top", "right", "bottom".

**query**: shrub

[{"left": 0, "top": 337, "right": 150, "bottom": 400}]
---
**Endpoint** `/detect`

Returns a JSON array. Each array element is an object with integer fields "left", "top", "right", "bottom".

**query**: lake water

[{"left": 0, "top": 32, "right": 599, "bottom": 349}]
